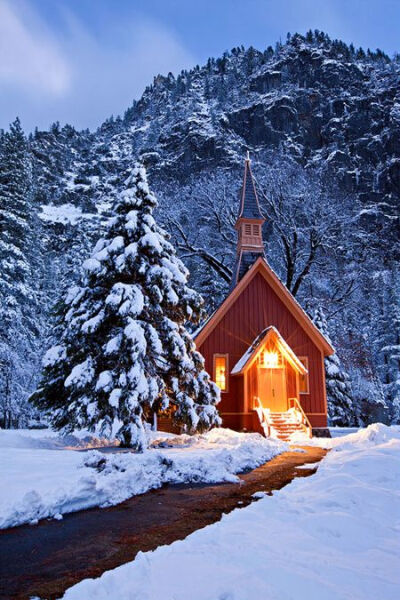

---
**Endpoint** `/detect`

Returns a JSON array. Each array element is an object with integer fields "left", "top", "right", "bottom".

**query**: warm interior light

[
  {"left": 215, "top": 356, "right": 227, "bottom": 391},
  {"left": 263, "top": 351, "right": 279, "bottom": 368},
  {"left": 217, "top": 368, "right": 226, "bottom": 389}
]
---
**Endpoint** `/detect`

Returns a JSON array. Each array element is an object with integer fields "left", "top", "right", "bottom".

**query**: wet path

[{"left": 0, "top": 446, "right": 327, "bottom": 600}]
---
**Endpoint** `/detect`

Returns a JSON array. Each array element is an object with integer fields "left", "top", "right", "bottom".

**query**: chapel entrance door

[{"left": 258, "top": 367, "right": 287, "bottom": 412}]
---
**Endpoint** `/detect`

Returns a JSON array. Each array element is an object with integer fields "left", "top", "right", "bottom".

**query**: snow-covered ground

[
  {"left": 329, "top": 426, "right": 361, "bottom": 438},
  {"left": 0, "top": 427, "right": 287, "bottom": 529},
  {"left": 39, "top": 203, "right": 90, "bottom": 225},
  {"left": 38, "top": 199, "right": 112, "bottom": 226},
  {"left": 62, "top": 423, "right": 400, "bottom": 600}
]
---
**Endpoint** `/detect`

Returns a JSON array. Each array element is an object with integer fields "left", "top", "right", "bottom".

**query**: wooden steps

[
  {"left": 268, "top": 411, "right": 308, "bottom": 442},
  {"left": 254, "top": 399, "right": 312, "bottom": 442}
]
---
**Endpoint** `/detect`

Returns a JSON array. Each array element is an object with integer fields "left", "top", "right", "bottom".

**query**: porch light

[{"left": 263, "top": 351, "right": 279, "bottom": 368}]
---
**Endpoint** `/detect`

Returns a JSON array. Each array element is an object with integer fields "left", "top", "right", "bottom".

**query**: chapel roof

[{"left": 237, "top": 153, "right": 265, "bottom": 221}]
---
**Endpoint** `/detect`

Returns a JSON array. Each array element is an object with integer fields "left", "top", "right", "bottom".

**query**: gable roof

[
  {"left": 237, "top": 156, "right": 265, "bottom": 221},
  {"left": 231, "top": 326, "right": 308, "bottom": 375},
  {"left": 195, "top": 257, "right": 334, "bottom": 357}
]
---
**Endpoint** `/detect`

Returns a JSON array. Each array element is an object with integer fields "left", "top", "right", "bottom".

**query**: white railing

[
  {"left": 288, "top": 397, "right": 312, "bottom": 438},
  {"left": 254, "top": 396, "right": 312, "bottom": 439},
  {"left": 254, "top": 397, "right": 272, "bottom": 437}
]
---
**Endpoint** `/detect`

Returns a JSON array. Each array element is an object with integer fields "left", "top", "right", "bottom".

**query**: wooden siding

[
  {"left": 246, "top": 366, "right": 258, "bottom": 412},
  {"left": 199, "top": 272, "right": 327, "bottom": 428},
  {"left": 285, "top": 360, "right": 297, "bottom": 399}
]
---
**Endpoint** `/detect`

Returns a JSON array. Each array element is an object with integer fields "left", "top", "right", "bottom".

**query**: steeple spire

[
  {"left": 237, "top": 152, "right": 264, "bottom": 221},
  {"left": 230, "top": 154, "right": 266, "bottom": 288}
]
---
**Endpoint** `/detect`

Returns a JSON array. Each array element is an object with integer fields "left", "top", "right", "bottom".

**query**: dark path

[{"left": 0, "top": 446, "right": 327, "bottom": 600}]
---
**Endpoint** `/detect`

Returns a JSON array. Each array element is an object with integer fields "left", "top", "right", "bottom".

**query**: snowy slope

[
  {"left": 28, "top": 34, "right": 400, "bottom": 431},
  {"left": 2, "top": 33, "right": 399, "bottom": 430},
  {"left": 0, "top": 428, "right": 286, "bottom": 529},
  {"left": 62, "top": 424, "right": 400, "bottom": 600}
]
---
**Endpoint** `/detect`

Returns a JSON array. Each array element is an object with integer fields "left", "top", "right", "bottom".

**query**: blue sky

[{"left": 1, "top": 0, "right": 399, "bottom": 132}]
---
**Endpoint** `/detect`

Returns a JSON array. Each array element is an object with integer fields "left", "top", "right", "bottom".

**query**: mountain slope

[{"left": 1, "top": 30, "right": 399, "bottom": 426}]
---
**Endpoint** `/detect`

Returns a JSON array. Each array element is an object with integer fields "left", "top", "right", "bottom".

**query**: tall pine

[
  {"left": 379, "top": 267, "right": 400, "bottom": 423},
  {"left": 32, "top": 165, "right": 221, "bottom": 449},
  {"left": 313, "top": 307, "right": 354, "bottom": 426},
  {"left": 0, "top": 118, "right": 38, "bottom": 427}
]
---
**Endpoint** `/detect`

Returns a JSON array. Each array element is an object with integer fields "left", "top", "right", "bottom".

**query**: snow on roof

[
  {"left": 231, "top": 326, "right": 308, "bottom": 375},
  {"left": 231, "top": 327, "right": 274, "bottom": 374}
]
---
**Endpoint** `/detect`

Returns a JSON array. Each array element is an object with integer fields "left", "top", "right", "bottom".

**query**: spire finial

[{"left": 246, "top": 150, "right": 250, "bottom": 163}]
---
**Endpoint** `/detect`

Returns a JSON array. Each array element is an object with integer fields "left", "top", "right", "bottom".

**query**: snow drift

[
  {"left": 0, "top": 427, "right": 287, "bottom": 529},
  {"left": 62, "top": 423, "right": 400, "bottom": 600}
]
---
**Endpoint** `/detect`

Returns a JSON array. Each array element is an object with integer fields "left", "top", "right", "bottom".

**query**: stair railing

[
  {"left": 254, "top": 397, "right": 271, "bottom": 437},
  {"left": 288, "top": 397, "right": 312, "bottom": 438}
]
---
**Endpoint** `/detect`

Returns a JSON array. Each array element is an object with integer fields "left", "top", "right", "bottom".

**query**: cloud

[
  {"left": 0, "top": 1, "right": 196, "bottom": 131},
  {"left": 0, "top": 0, "right": 72, "bottom": 96},
  {"left": 57, "top": 13, "right": 197, "bottom": 128}
]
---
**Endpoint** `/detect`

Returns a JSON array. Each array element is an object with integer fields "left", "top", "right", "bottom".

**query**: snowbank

[
  {"left": 0, "top": 428, "right": 286, "bottom": 529},
  {"left": 63, "top": 423, "right": 400, "bottom": 600},
  {"left": 307, "top": 422, "right": 400, "bottom": 449},
  {"left": 0, "top": 427, "right": 119, "bottom": 450}
]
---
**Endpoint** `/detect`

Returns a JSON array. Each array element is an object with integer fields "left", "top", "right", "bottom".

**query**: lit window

[
  {"left": 244, "top": 224, "right": 252, "bottom": 236},
  {"left": 299, "top": 357, "right": 309, "bottom": 394},
  {"left": 259, "top": 351, "right": 280, "bottom": 368},
  {"left": 214, "top": 354, "right": 228, "bottom": 391},
  {"left": 252, "top": 224, "right": 260, "bottom": 235}
]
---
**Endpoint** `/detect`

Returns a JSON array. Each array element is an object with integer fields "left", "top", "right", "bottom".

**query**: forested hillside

[{"left": 1, "top": 31, "right": 399, "bottom": 427}]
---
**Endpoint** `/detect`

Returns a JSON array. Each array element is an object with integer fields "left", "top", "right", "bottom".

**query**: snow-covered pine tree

[
  {"left": 31, "top": 165, "right": 221, "bottom": 449},
  {"left": 379, "top": 267, "right": 400, "bottom": 423},
  {"left": 0, "top": 118, "right": 38, "bottom": 428},
  {"left": 313, "top": 307, "right": 354, "bottom": 426}
]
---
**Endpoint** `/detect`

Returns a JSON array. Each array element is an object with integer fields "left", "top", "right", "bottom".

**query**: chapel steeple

[{"left": 231, "top": 153, "right": 266, "bottom": 288}]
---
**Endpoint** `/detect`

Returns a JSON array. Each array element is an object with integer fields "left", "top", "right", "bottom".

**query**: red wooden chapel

[{"left": 194, "top": 155, "right": 334, "bottom": 439}]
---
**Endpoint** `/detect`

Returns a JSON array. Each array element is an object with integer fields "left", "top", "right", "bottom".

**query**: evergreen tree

[
  {"left": 313, "top": 307, "right": 354, "bottom": 426},
  {"left": 0, "top": 118, "right": 38, "bottom": 427},
  {"left": 31, "top": 165, "right": 221, "bottom": 449},
  {"left": 379, "top": 267, "right": 400, "bottom": 423},
  {"left": 305, "top": 30, "right": 314, "bottom": 43},
  {"left": 356, "top": 47, "right": 366, "bottom": 60}
]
